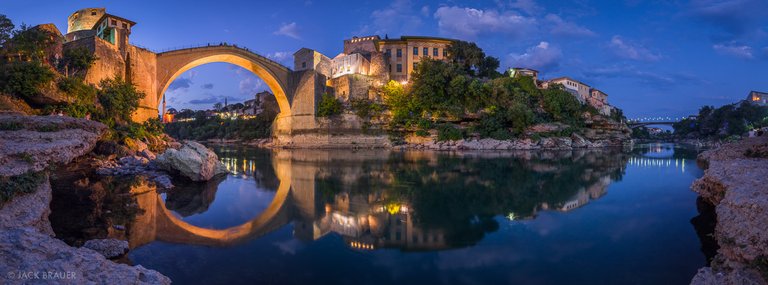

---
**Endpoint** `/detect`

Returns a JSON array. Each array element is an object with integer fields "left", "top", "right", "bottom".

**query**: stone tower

[{"left": 67, "top": 8, "right": 105, "bottom": 34}]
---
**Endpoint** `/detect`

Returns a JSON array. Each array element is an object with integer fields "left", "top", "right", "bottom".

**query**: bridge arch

[
  {"left": 155, "top": 46, "right": 293, "bottom": 117},
  {"left": 134, "top": 155, "right": 298, "bottom": 247}
]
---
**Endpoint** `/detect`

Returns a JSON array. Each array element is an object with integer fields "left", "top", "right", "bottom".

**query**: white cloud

[
  {"left": 506, "top": 41, "right": 562, "bottom": 72},
  {"left": 274, "top": 22, "right": 300, "bottom": 39},
  {"left": 712, "top": 43, "right": 754, "bottom": 59},
  {"left": 267, "top": 51, "right": 292, "bottom": 66},
  {"left": 545, "top": 14, "right": 596, "bottom": 37},
  {"left": 434, "top": 6, "right": 536, "bottom": 40},
  {"left": 608, "top": 35, "right": 662, "bottom": 61}
]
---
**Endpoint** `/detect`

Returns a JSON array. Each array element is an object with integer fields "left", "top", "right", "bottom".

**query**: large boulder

[{"left": 155, "top": 141, "right": 228, "bottom": 181}]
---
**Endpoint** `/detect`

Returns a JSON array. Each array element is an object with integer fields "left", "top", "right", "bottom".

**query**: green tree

[
  {"left": 0, "top": 14, "right": 14, "bottom": 49},
  {"left": 542, "top": 85, "right": 583, "bottom": 124},
  {"left": 446, "top": 40, "right": 500, "bottom": 78},
  {"left": 0, "top": 61, "right": 54, "bottom": 99},
  {"left": 6, "top": 24, "right": 56, "bottom": 62},
  {"left": 97, "top": 76, "right": 145, "bottom": 124},
  {"left": 59, "top": 47, "right": 96, "bottom": 77},
  {"left": 317, "top": 93, "right": 342, "bottom": 117}
]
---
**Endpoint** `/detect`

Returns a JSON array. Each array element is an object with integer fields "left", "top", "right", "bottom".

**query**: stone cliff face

[
  {"left": 0, "top": 115, "right": 170, "bottom": 284},
  {"left": 690, "top": 136, "right": 768, "bottom": 285},
  {"left": 581, "top": 113, "right": 632, "bottom": 146}
]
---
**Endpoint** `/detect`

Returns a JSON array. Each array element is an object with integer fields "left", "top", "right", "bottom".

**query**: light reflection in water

[{"left": 117, "top": 144, "right": 708, "bottom": 285}]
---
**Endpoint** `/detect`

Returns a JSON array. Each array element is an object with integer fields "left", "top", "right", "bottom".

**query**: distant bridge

[{"left": 626, "top": 116, "right": 687, "bottom": 128}]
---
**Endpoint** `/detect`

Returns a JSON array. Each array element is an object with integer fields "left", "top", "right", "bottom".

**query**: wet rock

[
  {"left": 82, "top": 238, "right": 129, "bottom": 258},
  {"left": 94, "top": 140, "right": 134, "bottom": 157},
  {"left": 571, "top": 133, "right": 589, "bottom": 148},
  {"left": 155, "top": 140, "right": 228, "bottom": 181},
  {"left": 139, "top": 149, "right": 156, "bottom": 160},
  {"left": 119, "top": 156, "right": 149, "bottom": 167}
]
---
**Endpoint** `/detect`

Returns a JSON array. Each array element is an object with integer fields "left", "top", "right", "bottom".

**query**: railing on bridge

[
  {"left": 129, "top": 42, "right": 291, "bottom": 69},
  {"left": 626, "top": 116, "right": 687, "bottom": 124}
]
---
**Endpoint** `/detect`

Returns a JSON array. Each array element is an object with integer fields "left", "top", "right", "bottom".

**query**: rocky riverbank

[
  {"left": 689, "top": 135, "right": 768, "bottom": 285},
  {"left": 0, "top": 114, "right": 171, "bottom": 284},
  {"left": 397, "top": 133, "right": 626, "bottom": 151}
]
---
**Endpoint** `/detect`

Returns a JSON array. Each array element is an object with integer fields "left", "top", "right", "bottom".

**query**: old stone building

[
  {"left": 300, "top": 35, "right": 456, "bottom": 103},
  {"left": 377, "top": 36, "right": 453, "bottom": 82},
  {"left": 293, "top": 48, "right": 332, "bottom": 77},
  {"left": 63, "top": 7, "right": 159, "bottom": 121}
]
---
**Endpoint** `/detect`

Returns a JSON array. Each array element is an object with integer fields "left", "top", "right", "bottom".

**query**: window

[
  {"left": 413, "top": 47, "right": 418, "bottom": 55},
  {"left": 396, "top": 49, "right": 402, "bottom": 58},
  {"left": 302, "top": 62, "right": 306, "bottom": 68},
  {"left": 423, "top": 47, "right": 428, "bottom": 57},
  {"left": 385, "top": 49, "right": 391, "bottom": 56},
  {"left": 389, "top": 64, "right": 392, "bottom": 72},
  {"left": 91, "top": 11, "right": 97, "bottom": 16},
  {"left": 433, "top": 48, "right": 438, "bottom": 57},
  {"left": 413, "top": 62, "right": 418, "bottom": 70},
  {"left": 443, "top": 49, "right": 448, "bottom": 57},
  {"left": 111, "top": 20, "right": 116, "bottom": 25},
  {"left": 396, "top": 64, "right": 402, "bottom": 73},
  {"left": 122, "top": 23, "right": 127, "bottom": 29}
]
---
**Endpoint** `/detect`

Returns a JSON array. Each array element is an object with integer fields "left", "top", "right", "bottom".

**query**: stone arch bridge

[{"left": 133, "top": 44, "right": 327, "bottom": 143}]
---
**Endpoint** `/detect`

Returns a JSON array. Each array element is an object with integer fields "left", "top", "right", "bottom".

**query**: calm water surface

[{"left": 117, "top": 144, "right": 707, "bottom": 284}]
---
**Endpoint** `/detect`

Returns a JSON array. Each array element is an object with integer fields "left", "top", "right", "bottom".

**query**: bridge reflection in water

[{"left": 126, "top": 147, "right": 661, "bottom": 251}]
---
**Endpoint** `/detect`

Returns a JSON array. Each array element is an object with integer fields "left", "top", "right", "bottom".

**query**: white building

[
  {"left": 546, "top": 77, "right": 591, "bottom": 103},
  {"left": 330, "top": 53, "right": 370, "bottom": 79}
]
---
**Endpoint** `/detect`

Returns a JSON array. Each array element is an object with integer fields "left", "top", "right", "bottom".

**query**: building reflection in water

[{"left": 116, "top": 147, "right": 663, "bottom": 253}]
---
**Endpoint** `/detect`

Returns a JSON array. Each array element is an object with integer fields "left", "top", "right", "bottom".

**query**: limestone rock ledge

[
  {"left": 690, "top": 136, "right": 768, "bottom": 285},
  {"left": 0, "top": 114, "right": 107, "bottom": 176}
]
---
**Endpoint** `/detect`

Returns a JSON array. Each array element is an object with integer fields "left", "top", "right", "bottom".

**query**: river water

[{"left": 51, "top": 144, "right": 711, "bottom": 284}]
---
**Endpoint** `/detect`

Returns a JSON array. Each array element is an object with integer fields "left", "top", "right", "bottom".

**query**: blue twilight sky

[{"left": 1, "top": 0, "right": 767, "bottom": 118}]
